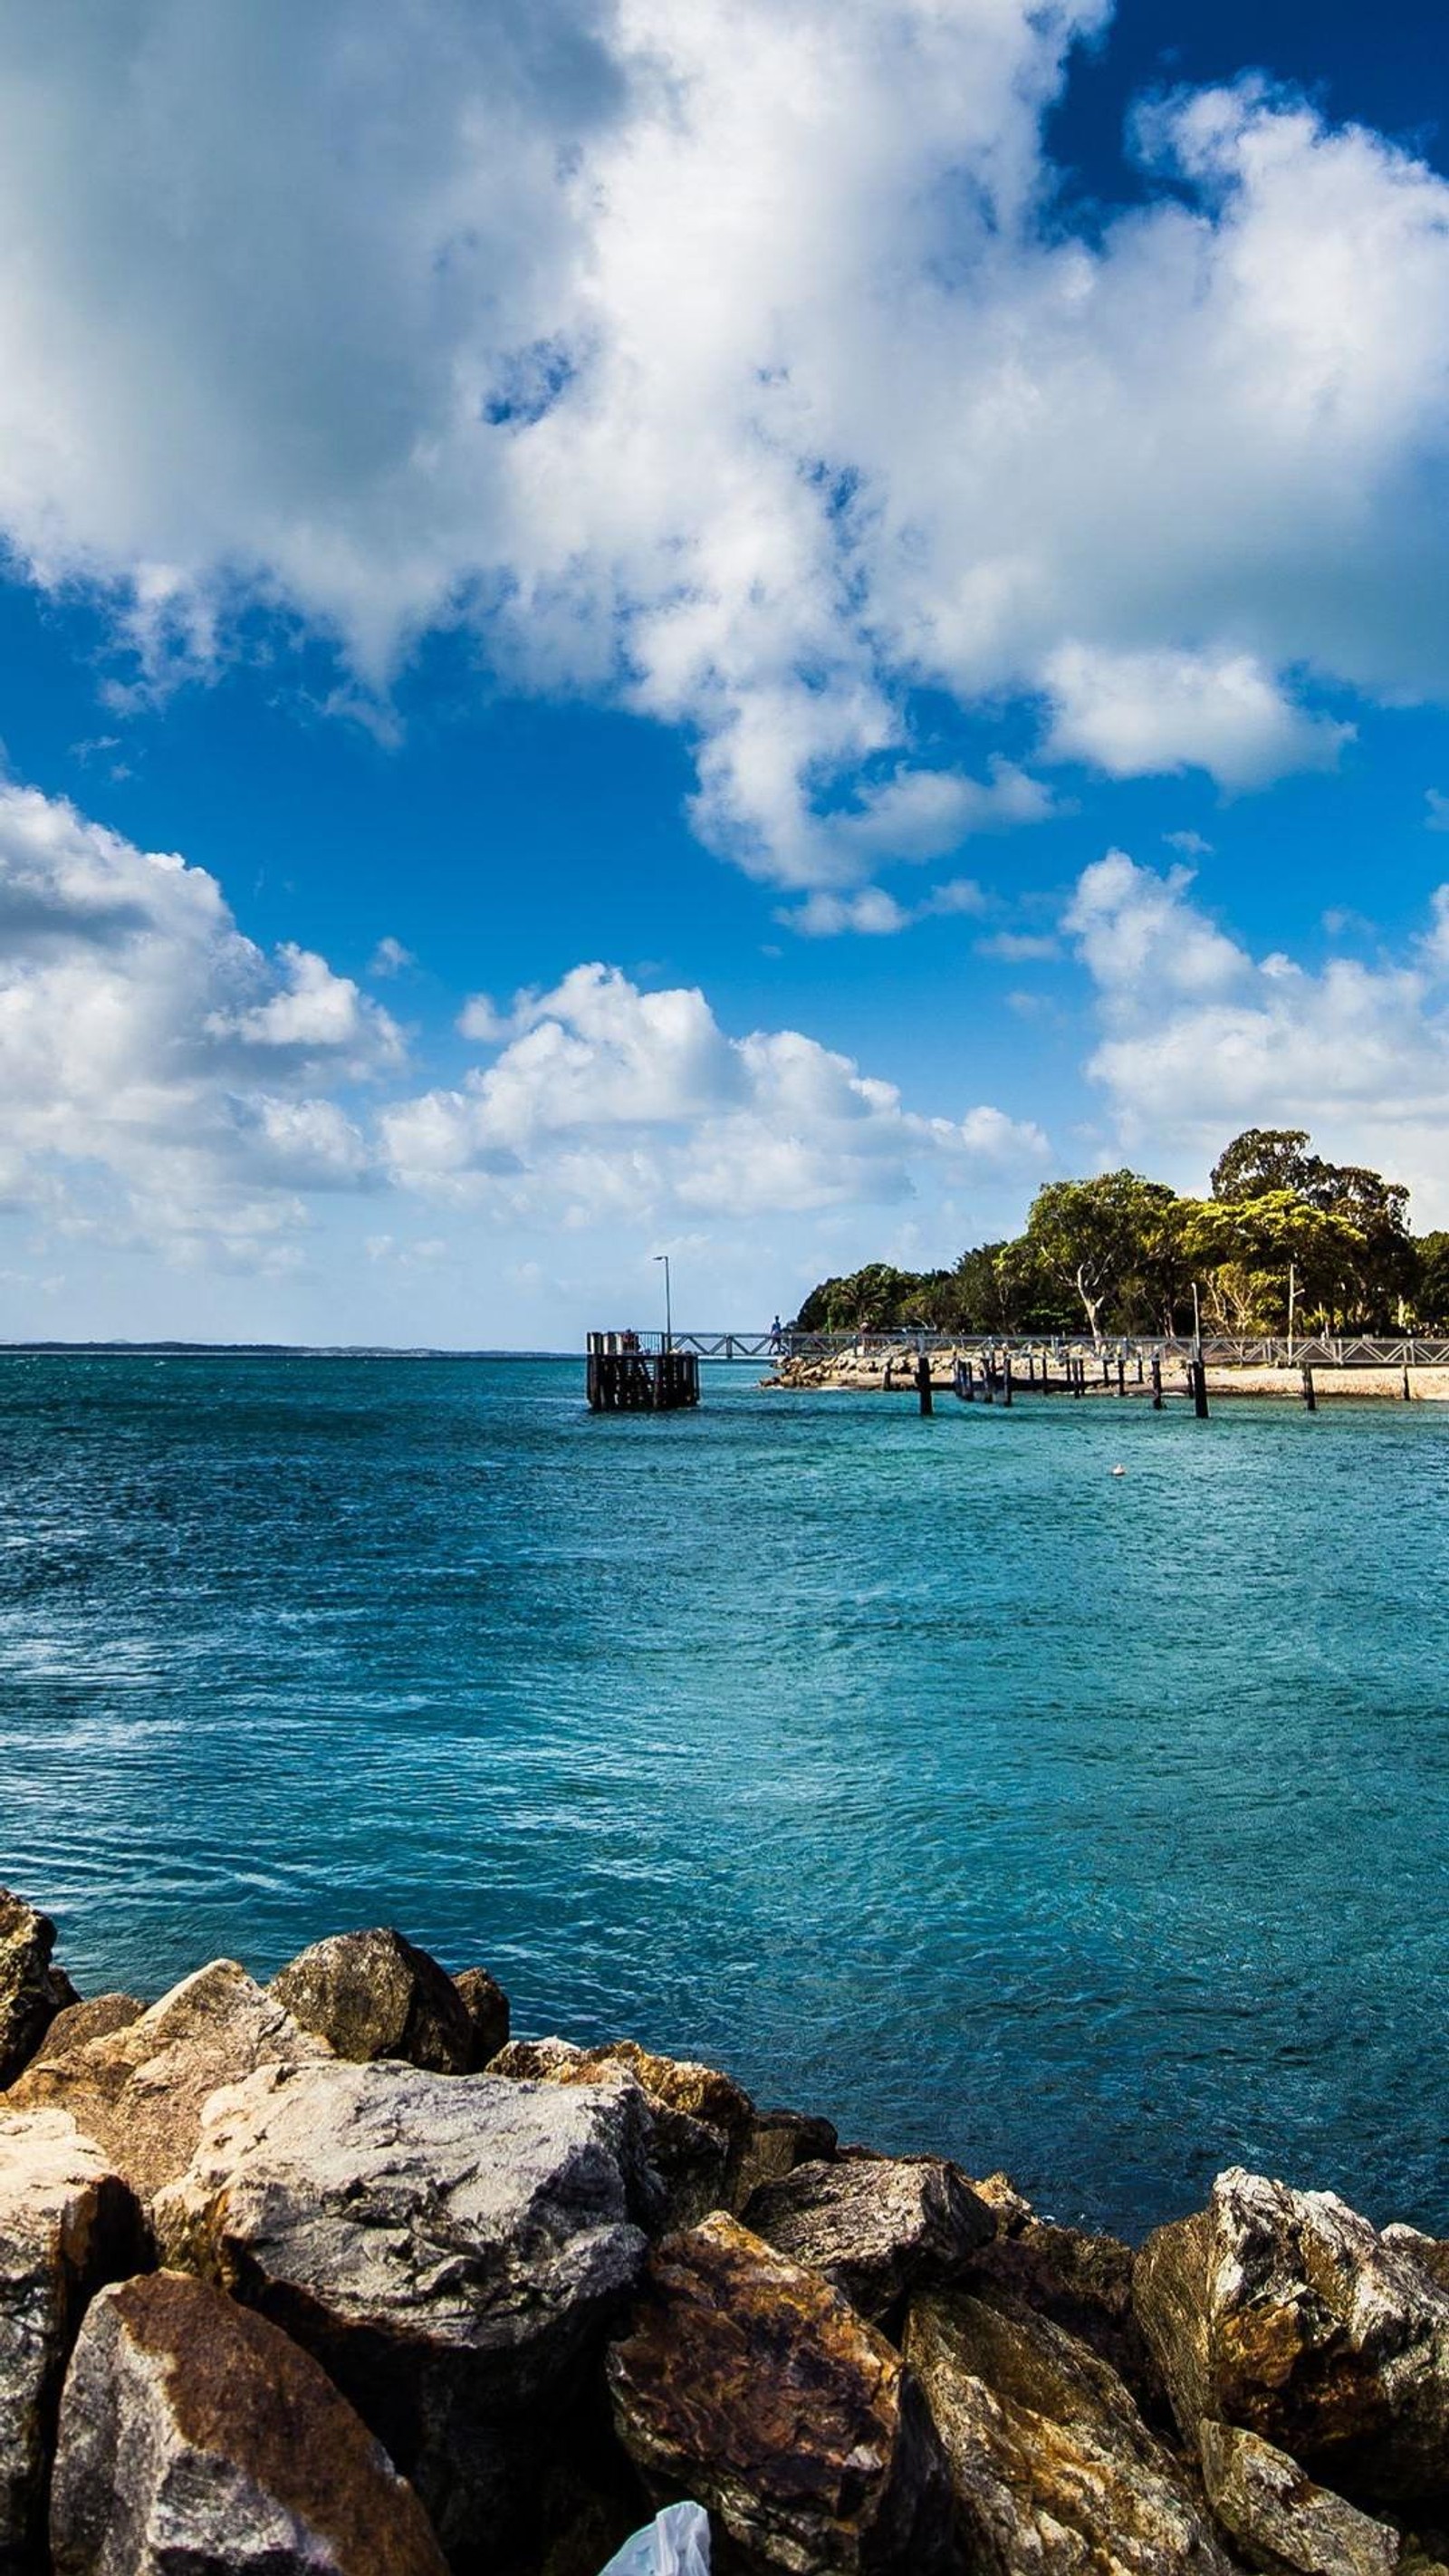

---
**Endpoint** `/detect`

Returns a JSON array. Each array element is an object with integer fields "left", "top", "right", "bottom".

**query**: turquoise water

[{"left": 1, "top": 1350, "right": 1445, "bottom": 2239}]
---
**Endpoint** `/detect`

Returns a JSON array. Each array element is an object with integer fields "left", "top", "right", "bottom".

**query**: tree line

[{"left": 793, "top": 1129, "right": 1449, "bottom": 1341}]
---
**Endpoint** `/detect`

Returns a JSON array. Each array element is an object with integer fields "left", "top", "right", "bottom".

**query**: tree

[
  {"left": 1210, "top": 1129, "right": 1314, "bottom": 1202},
  {"left": 1411, "top": 1232, "right": 1449, "bottom": 1330},
  {"left": 1023, "top": 1171, "right": 1178, "bottom": 1342},
  {"left": 793, "top": 1263, "right": 929, "bottom": 1332},
  {"left": 1175, "top": 1191, "right": 1367, "bottom": 1333}
]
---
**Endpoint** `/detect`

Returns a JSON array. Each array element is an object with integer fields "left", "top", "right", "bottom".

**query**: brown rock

[
  {"left": 51, "top": 2270, "right": 447, "bottom": 2575},
  {"left": 0, "top": 1888, "right": 75, "bottom": 2086},
  {"left": 0, "top": 2106, "right": 148, "bottom": 2563},
  {"left": 965, "top": 2172, "right": 1160, "bottom": 2414},
  {"left": 153, "top": 2058, "right": 656, "bottom": 2571},
  {"left": 745, "top": 2154, "right": 993, "bottom": 2324},
  {"left": 10, "top": 1959, "right": 331, "bottom": 2202},
  {"left": 272, "top": 1927, "right": 478, "bottom": 2074},
  {"left": 905, "top": 2288, "right": 1233, "bottom": 2576},
  {"left": 1198, "top": 2420, "right": 1403, "bottom": 2576},
  {"left": 1134, "top": 2167, "right": 1449, "bottom": 2505},
  {"left": 39, "top": 1995, "right": 145, "bottom": 2056},
  {"left": 608, "top": 2210, "right": 962, "bottom": 2574},
  {"left": 452, "top": 1966, "right": 509, "bottom": 2067},
  {"left": 729, "top": 2108, "right": 840, "bottom": 2210}
]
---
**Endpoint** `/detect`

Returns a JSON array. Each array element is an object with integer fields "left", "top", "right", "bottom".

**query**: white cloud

[
  {"left": 380, "top": 962, "right": 1049, "bottom": 1220},
  {"left": 0, "top": 20, "right": 1444, "bottom": 879},
  {"left": 369, "top": 936, "right": 415, "bottom": 976},
  {"left": 0, "top": 782, "right": 397, "bottom": 1263},
  {"left": 784, "top": 875, "right": 988, "bottom": 939},
  {"left": 975, "top": 931, "right": 1060, "bottom": 962},
  {"left": 1426, "top": 790, "right": 1449, "bottom": 833},
  {"left": 1164, "top": 829, "right": 1214, "bottom": 857},
  {"left": 1063, "top": 850, "right": 1449, "bottom": 1218},
  {"left": 1043, "top": 646, "right": 1350, "bottom": 787}
]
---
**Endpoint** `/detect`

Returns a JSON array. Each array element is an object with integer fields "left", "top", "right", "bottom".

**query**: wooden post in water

[
  {"left": 1071, "top": 1357, "right": 1083, "bottom": 1399},
  {"left": 1151, "top": 1356, "right": 1163, "bottom": 1410},
  {"left": 1403, "top": 1365, "right": 1412, "bottom": 1401},
  {"left": 1101, "top": 1349, "right": 1111, "bottom": 1387},
  {"left": 1192, "top": 1359, "right": 1209, "bottom": 1419},
  {"left": 1117, "top": 1351, "right": 1127, "bottom": 1396},
  {"left": 1300, "top": 1364, "right": 1316, "bottom": 1412},
  {"left": 916, "top": 1350, "right": 934, "bottom": 1415},
  {"left": 1137, "top": 1350, "right": 1145, "bottom": 1384},
  {"left": 1003, "top": 1352, "right": 1013, "bottom": 1407},
  {"left": 983, "top": 1352, "right": 994, "bottom": 1403},
  {"left": 883, "top": 1359, "right": 894, "bottom": 1390}
]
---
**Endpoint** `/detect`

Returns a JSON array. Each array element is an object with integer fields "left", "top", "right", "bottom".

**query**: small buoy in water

[{"left": 1110, "top": 1464, "right": 1127, "bottom": 1477}]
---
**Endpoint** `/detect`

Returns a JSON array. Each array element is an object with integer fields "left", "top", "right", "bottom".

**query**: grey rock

[
  {"left": 51, "top": 2269, "right": 448, "bottom": 2576},
  {"left": 451, "top": 1966, "right": 509, "bottom": 2068},
  {"left": 10, "top": 1960, "right": 331, "bottom": 2204},
  {"left": 272, "top": 1928, "right": 480, "bottom": 2075},
  {"left": 906, "top": 2287, "right": 1233, "bottom": 2576},
  {"left": 1198, "top": 2419, "right": 1403, "bottom": 2576},
  {"left": 0, "top": 1889, "right": 74, "bottom": 2087},
  {"left": 0, "top": 2107, "right": 147, "bottom": 2568},
  {"left": 153, "top": 2058, "right": 655, "bottom": 2569},
  {"left": 744, "top": 2152, "right": 993, "bottom": 2322},
  {"left": 1135, "top": 2168, "right": 1449, "bottom": 2504},
  {"left": 609, "top": 2210, "right": 962, "bottom": 2574},
  {"left": 491, "top": 2034, "right": 747, "bottom": 2229}
]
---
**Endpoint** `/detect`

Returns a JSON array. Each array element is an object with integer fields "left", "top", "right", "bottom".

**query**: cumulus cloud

[
  {"left": 1043, "top": 647, "right": 1350, "bottom": 787},
  {"left": 0, "top": 783, "right": 398, "bottom": 1264},
  {"left": 0, "top": 14, "right": 1445, "bottom": 884},
  {"left": 1063, "top": 850, "right": 1449, "bottom": 1218},
  {"left": 379, "top": 963, "right": 1050, "bottom": 1220}
]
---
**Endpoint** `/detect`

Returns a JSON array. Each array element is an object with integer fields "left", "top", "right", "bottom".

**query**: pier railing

[{"left": 594, "top": 1329, "right": 1449, "bottom": 1367}]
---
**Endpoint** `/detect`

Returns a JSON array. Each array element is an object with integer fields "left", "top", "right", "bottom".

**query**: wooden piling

[
  {"left": 1192, "top": 1360, "right": 1209, "bottom": 1419},
  {"left": 916, "top": 1350, "right": 933, "bottom": 1416},
  {"left": 1003, "top": 1352, "right": 1013, "bottom": 1407},
  {"left": 1151, "top": 1356, "right": 1163, "bottom": 1410},
  {"left": 1403, "top": 1366, "right": 1412, "bottom": 1401},
  {"left": 1117, "top": 1352, "right": 1126, "bottom": 1397},
  {"left": 1300, "top": 1364, "right": 1316, "bottom": 1413}
]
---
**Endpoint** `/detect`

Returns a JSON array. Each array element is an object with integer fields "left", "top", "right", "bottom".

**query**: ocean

[{"left": 1, "top": 1348, "right": 1444, "bottom": 2239}]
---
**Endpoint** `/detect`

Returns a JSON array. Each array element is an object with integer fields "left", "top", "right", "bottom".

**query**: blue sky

[{"left": 1, "top": 0, "right": 1448, "bottom": 1344}]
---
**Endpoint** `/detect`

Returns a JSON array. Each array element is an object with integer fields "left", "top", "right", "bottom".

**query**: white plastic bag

[{"left": 598, "top": 2499, "right": 711, "bottom": 2576}]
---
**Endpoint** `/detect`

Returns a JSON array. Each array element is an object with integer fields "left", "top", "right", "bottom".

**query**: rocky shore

[
  {"left": 3, "top": 1888, "right": 1448, "bottom": 2576},
  {"left": 769, "top": 1350, "right": 1449, "bottom": 1401}
]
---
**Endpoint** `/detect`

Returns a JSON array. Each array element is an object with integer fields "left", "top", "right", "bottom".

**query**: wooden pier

[{"left": 586, "top": 1331, "right": 700, "bottom": 1413}]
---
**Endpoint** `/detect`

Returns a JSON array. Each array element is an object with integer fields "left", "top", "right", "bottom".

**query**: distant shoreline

[{"left": 0, "top": 1341, "right": 573, "bottom": 1360}]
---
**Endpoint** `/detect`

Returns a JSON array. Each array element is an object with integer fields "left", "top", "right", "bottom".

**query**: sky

[{"left": 2, "top": 0, "right": 1449, "bottom": 1346}]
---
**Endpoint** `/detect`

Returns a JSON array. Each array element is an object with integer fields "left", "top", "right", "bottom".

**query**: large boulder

[
  {"left": 1134, "top": 2168, "right": 1449, "bottom": 2504},
  {"left": 1197, "top": 2421, "right": 1405, "bottom": 2576},
  {"left": 0, "top": 1889, "right": 77, "bottom": 2087},
  {"left": 744, "top": 2154, "right": 993, "bottom": 2324},
  {"left": 51, "top": 2270, "right": 448, "bottom": 2576},
  {"left": 608, "top": 2210, "right": 962, "bottom": 2575},
  {"left": 153, "top": 2058, "right": 656, "bottom": 2571},
  {"left": 272, "top": 1928, "right": 480, "bottom": 2074},
  {"left": 905, "top": 2288, "right": 1233, "bottom": 2576},
  {"left": 0, "top": 2107, "right": 147, "bottom": 2565},
  {"left": 10, "top": 1961, "right": 331, "bottom": 2204},
  {"left": 966, "top": 2171, "right": 1160, "bottom": 2415}
]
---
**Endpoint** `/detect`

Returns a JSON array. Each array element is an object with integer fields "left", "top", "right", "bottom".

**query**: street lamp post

[{"left": 654, "top": 1253, "right": 673, "bottom": 1350}]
